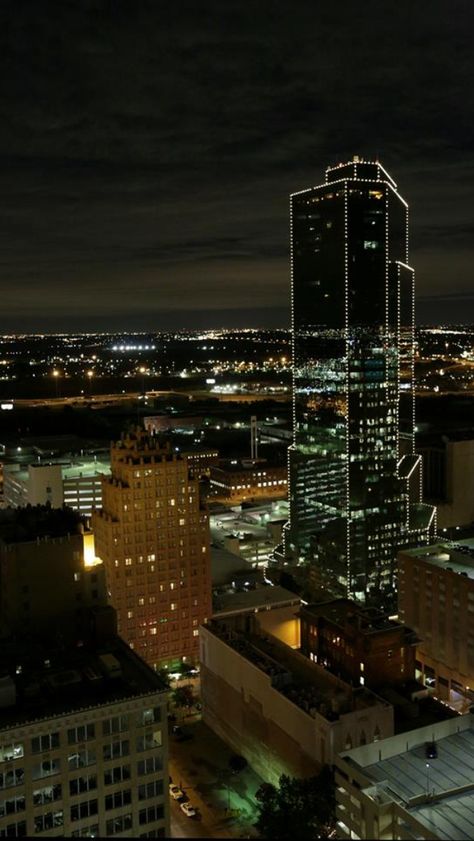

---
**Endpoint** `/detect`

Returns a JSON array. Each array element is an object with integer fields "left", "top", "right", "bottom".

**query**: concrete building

[
  {"left": 200, "top": 610, "right": 393, "bottom": 786},
  {"left": 300, "top": 599, "right": 417, "bottom": 690},
  {"left": 93, "top": 428, "right": 212, "bottom": 670},
  {"left": 0, "top": 505, "right": 170, "bottom": 839},
  {"left": 0, "top": 506, "right": 104, "bottom": 639},
  {"left": 335, "top": 713, "right": 474, "bottom": 840},
  {"left": 419, "top": 435, "right": 474, "bottom": 529},
  {"left": 398, "top": 541, "right": 474, "bottom": 712},
  {"left": 3, "top": 456, "right": 110, "bottom": 517},
  {"left": 0, "top": 634, "right": 169, "bottom": 839},
  {"left": 209, "top": 461, "right": 287, "bottom": 504}
]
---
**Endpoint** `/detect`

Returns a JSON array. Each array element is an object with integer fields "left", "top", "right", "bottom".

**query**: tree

[
  {"left": 255, "top": 767, "right": 335, "bottom": 840},
  {"left": 172, "top": 684, "right": 195, "bottom": 712},
  {"left": 229, "top": 754, "right": 248, "bottom": 774}
]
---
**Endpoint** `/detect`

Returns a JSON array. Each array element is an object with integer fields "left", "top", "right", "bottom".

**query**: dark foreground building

[{"left": 282, "top": 157, "right": 435, "bottom": 607}]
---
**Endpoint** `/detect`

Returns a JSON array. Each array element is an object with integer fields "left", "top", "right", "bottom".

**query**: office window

[
  {"left": 0, "top": 820, "right": 27, "bottom": 838},
  {"left": 68, "top": 749, "right": 96, "bottom": 771},
  {"left": 71, "top": 825, "right": 99, "bottom": 838},
  {"left": 32, "top": 759, "right": 60, "bottom": 780},
  {"left": 103, "top": 715, "right": 129, "bottom": 736},
  {"left": 31, "top": 733, "right": 59, "bottom": 754},
  {"left": 103, "top": 740, "right": 129, "bottom": 761},
  {"left": 69, "top": 775, "right": 97, "bottom": 796},
  {"left": 138, "top": 780, "right": 164, "bottom": 800},
  {"left": 34, "top": 811, "right": 64, "bottom": 833},
  {"left": 105, "top": 814, "right": 133, "bottom": 835},
  {"left": 104, "top": 764, "right": 131, "bottom": 786},
  {"left": 0, "top": 770, "right": 24, "bottom": 790},
  {"left": 137, "top": 707, "right": 162, "bottom": 727},
  {"left": 105, "top": 789, "right": 132, "bottom": 810},
  {"left": 0, "top": 745, "right": 23, "bottom": 763},
  {"left": 136, "top": 730, "right": 162, "bottom": 752},
  {"left": 70, "top": 799, "right": 98, "bottom": 822},
  {"left": 0, "top": 795, "right": 25, "bottom": 816},
  {"left": 137, "top": 755, "right": 163, "bottom": 776},
  {"left": 68, "top": 724, "right": 95, "bottom": 744},
  {"left": 33, "top": 784, "right": 62, "bottom": 806},
  {"left": 139, "top": 805, "right": 164, "bottom": 825}
]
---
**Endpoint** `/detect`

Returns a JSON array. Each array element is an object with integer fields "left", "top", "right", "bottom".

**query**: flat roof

[
  {"left": 400, "top": 540, "right": 474, "bottom": 581},
  {"left": 0, "top": 506, "right": 85, "bottom": 544},
  {"left": 213, "top": 585, "right": 301, "bottom": 616},
  {"left": 366, "top": 728, "right": 474, "bottom": 839},
  {"left": 62, "top": 460, "right": 110, "bottom": 479},
  {"left": 302, "top": 598, "right": 405, "bottom": 635},
  {"left": 0, "top": 634, "right": 168, "bottom": 731},
  {"left": 206, "top": 616, "right": 388, "bottom": 723}
]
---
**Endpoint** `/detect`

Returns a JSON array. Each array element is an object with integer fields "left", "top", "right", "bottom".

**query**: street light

[
  {"left": 86, "top": 370, "right": 94, "bottom": 395},
  {"left": 138, "top": 366, "right": 147, "bottom": 398},
  {"left": 52, "top": 369, "right": 60, "bottom": 398}
]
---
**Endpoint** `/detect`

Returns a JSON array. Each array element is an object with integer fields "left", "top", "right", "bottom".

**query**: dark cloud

[{"left": 0, "top": 0, "right": 473, "bottom": 330}]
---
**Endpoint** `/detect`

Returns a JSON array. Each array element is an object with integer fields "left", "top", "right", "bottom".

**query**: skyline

[{"left": 1, "top": 1, "right": 473, "bottom": 332}]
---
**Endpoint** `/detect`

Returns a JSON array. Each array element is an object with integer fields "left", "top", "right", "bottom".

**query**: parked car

[
  {"left": 169, "top": 784, "right": 184, "bottom": 800},
  {"left": 172, "top": 725, "right": 193, "bottom": 742},
  {"left": 180, "top": 802, "right": 197, "bottom": 818},
  {"left": 425, "top": 742, "right": 438, "bottom": 759}
]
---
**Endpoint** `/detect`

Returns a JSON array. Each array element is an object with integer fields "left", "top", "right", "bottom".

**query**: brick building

[
  {"left": 300, "top": 599, "right": 417, "bottom": 690},
  {"left": 93, "top": 429, "right": 211, "bottom": 669}
]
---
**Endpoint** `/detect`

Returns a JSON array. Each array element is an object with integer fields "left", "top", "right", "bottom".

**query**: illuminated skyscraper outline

[{"left": 283, "top": 157, "right": 435, "bottom": 607}]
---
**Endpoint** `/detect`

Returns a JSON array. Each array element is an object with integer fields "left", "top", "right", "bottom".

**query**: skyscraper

[
  {"left": 92, "top": 429, "right": 211, "bottom": 669},
  {"left": 283, "top": 157, "right": 435, "bottom": 608}
]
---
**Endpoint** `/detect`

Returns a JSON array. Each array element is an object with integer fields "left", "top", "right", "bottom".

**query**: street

[{"left": 168, "top": 718, "right": 262, "bottom": 838}]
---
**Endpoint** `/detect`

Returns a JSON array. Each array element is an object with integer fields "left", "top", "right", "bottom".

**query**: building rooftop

[
  {"left": 7, "top": 459, "right": 110, "bottom": 483},
  {"left": 206, "top": 616, "right": 389, "bottom": 723},
  {"left": 0, "top": 632, "right": 168, "bottom": 731},
  {"left": 0, "top": 505, "right": 85, "bottom": 544},
  {"left": 401, "top": 540, "right": 474, "bottom": 581},
  {"left": 212, "top": 585, "right": 301, "bottom": 617},
  {"left": 302, "top": 598, "right": 411, "bottom": 636},
  {"left": 346, "top": 718, "right": 474, "bottom": 840}
]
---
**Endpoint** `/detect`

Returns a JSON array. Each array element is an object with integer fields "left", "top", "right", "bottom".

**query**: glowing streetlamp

[
  {"left": 52, "top": 369, "right": 60, "bottom": 398},
  {"left": 138, "top": 366, "right": 147, "bottom": 398},
  {"left": 86, "top": 370, "right": 94, "bottom": 395}
]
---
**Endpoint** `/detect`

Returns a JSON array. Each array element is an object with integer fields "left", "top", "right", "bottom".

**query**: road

[
  {"left": 168, "top": 718, "right": 262, "bottom": 839},
  {"left": 6, "top": 384, "right": 290, "bottom": 410}
]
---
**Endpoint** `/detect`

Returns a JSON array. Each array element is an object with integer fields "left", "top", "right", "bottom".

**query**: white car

[
  {"left": 180, "top": 802, "right": 197, "bottom": 818},
  {"left": 169, "top": 784, "right": 184, "bottom": 800}
]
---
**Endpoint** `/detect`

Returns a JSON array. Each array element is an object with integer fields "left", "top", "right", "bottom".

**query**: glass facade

[{"left": 284, "top": 158, "right": 435, "bottom": 607}]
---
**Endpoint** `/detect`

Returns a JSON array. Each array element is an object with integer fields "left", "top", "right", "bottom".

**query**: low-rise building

[
  {"left": 209, "top": 460, "right": 287, "bottom": 503},
  {"left": 398, "top": 540, "right": 474, "bottom": 711},
  {"left": 3, "top": 456, "right": 110, "bottom": 517},
  {"left": 335, "top": 713, "right": 474, "bottom": 840},
  {"left": 300, "top": 599, "right": 417, "bottom": 690},
  {"left": 200, "top": 611, "right": 393, "bottom": 786}
]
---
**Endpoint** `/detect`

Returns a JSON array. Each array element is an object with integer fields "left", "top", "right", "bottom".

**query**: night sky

[{"left": 1, "top": 0, "right": 473, "bottom": 332}]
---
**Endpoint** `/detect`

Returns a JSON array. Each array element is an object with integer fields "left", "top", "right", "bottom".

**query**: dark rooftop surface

[
  {"left": 207, "top": 617, "right": 389, "bottom": 722},
  {"left": 0, "top": 505, "right": 85, "bottom": 544},
  {"left": 0, "top": 634, "right": 168, "bottom": 730},
  {"left": 302, "top": 598, "right": 411, "bottom": 636}
]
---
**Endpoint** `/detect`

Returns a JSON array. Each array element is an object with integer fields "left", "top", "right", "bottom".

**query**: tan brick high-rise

[{"left": 93, "top": 429, "right": 211, "bottom": 668}]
